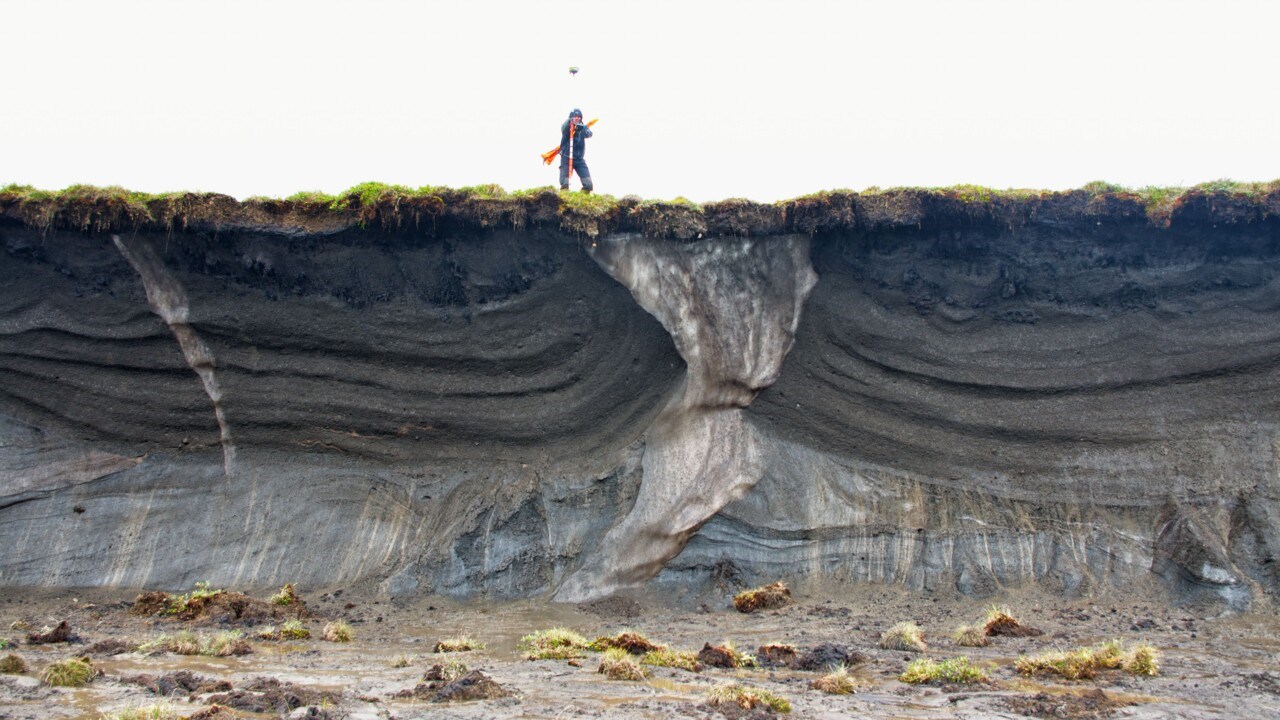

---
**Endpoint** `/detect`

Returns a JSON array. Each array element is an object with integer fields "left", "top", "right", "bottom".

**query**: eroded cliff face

[{"left": 2, "top": 189, "right": 1278, "bottom": 609}]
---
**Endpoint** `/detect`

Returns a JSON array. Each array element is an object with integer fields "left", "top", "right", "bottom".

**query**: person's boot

[
  {"left": 560, "top": 185, "right": 570, "bottom": 191},
  {"left": 581, "top": 187, "right": 592, "bottom": 194}
]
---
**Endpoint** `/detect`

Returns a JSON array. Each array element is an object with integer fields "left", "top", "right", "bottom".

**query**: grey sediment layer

[{"left": 1, "top": 187, "right": 1277, "bottom": 609}]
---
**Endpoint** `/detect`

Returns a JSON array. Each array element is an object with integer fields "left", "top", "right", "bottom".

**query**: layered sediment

[{"left": 1, "top": 185, "right": 1278, "bottom": 609}]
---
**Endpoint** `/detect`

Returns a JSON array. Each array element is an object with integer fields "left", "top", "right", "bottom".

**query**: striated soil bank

[{"left": 1, "top": 185, "right": 1279, "bottom": 611}]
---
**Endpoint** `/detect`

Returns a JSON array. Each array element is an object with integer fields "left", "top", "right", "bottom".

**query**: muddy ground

[{"left": 0, "top": 582, "right": 1277, "bottom": 720}]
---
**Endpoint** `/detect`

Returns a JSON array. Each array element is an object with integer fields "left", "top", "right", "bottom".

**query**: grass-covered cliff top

[{"left": 2, "top": 180, "right": 1277, "bottom": 240}]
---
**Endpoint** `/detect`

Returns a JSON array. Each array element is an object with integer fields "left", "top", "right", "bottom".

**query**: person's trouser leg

[
  {"left": 559, "top": 158, "right": 571, "bottom": 189},
  {"left": 575, "top": 159, "right": 593, "bottom": 193}
]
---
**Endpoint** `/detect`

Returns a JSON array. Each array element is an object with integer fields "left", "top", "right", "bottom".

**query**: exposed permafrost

[
  {"left": 111, "top": 235, "right": 236, "bottom": 478},
  {"left": 555, "top": 233, "right": 817, "bottom": 602}
]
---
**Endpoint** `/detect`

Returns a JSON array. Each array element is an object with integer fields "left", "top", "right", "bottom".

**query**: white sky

[{"left": 2, "top": 0, "right": 1277, "bottom": 203}]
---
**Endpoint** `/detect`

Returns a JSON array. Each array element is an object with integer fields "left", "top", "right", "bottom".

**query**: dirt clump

[
  {"left": 186, "top": 706, "right": 240, "bottom": 720},
  {"left": 999, "top": 688, "right": 1133, "bottom": 719},
  {"left": 206, "top": 677, "right": 337, "bottom": 714},
  {"left": 733, "top": 582, "right": 792, "bottom": 613},
  {"left": 790, "top": 643, "right": 867, "bottom": 671},
  {"left": 131, "top": 587, "right": 311, "bottom": 625},
  {"left": 124, "top": 670, "right": 231, "bottom": 696},
  {"left": 26, "top": 620, "right": 78, "bottom": 644},
  {"left": 593, "top": 631, "right": 662, "bottom": 655},
  {"left": 755, "top": 644, "right": 798, "bottom": 668},
  {"left": 86, "top": 638, "right": 139, "bottom": 656},
  {"left": 697, "top": 643, "right": 739, "bottom": 669},
  {"left": 985, "top": 611, "right": 1044, "bottom": 638},
  {"left": 431, "top": 670, "right": 509, "bottom": 703}
]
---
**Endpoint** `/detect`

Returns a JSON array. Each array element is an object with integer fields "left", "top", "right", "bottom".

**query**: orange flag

[{"left": 541, "top": 118, "right": 599, "bottom": 164}]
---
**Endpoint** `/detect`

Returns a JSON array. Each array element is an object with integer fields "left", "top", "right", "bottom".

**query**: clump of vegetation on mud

[
  {"left": 810, "top": 666, "right": 859, "bottom": 694},
  {"left": 101, "top": 701, "right": 181, "bottom": 720},
  {"left": 598, "top": 647, "right": 649, "bottom": 681},
  {"left": 697, "top": 641, "right": 758, "bottom": 669},
  {"left": 733, "top": 582, "right": 793, "bottom": 613},
  {"left": 40, "top": 656, "right": 97, "bottom": 687},
  {"left": 433, "top": 636, "right": 483, "bottom": 653},
  {"left": 879, "top": 621, "right": 927, "bottom": 652},
  {"left": 322, "top": 621, "right": 354, "bottom": 643},
  {"left": 1015, "top": 640, "right": 1160, "bottom": 680},
  {"left": 0, "top": 653, "right": 28, "bottom": 674},
  {"left": 590, "top": 630, "right": 663, "bottom": 655},
  {"left": 899, "top": 656, "right": 989, "bottom": 685},
  {"left": 704, "top": 682, "right": 792, "bottom": 714},
  {"left": 640, "top": 647, "right": 704, "bottom": 673},
  {"left": 983, "top": 605, "right": 1043, "bottom": 637},
  {"left": 954, "top": 624, "right": 991, "bottom": 647},
  {"left": 519, "top": 628, "right": 593, "bottom": 660},
  {"left": 139, "top": 630, "right": 252, "bottom": 657},
  {"left": 269, "top": 583, "right": 301, "bottom": 607},
  {"left": 131, "top": 582, "right": 310, "bottom": 624}
]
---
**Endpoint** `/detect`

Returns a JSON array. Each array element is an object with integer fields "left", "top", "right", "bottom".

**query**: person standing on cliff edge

[{"left": 559, "top": 108, "right": 593, "bottom": 193}]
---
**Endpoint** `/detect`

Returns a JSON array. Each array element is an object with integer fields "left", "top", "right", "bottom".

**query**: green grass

[
  {"left": 705, "top": 683, "right": 791, "bottom": 713},
  {"left": 280, "top": 619, "right": 310, "bottom": 640},
  {"left": 40, "top": 657, "right": 95, "bottom": 687},
  {"left": 138, "top": 630, "right": 249, "bottom": 657},
  {"left": 640, "top": 647, "right": 702, "bottom": 672},
  {"left": 900, "top": 656, "right": 989, "bottom": 684},
  {"left": 433, "top": 636, "right": 483, "bottom": 653},
  {"left": 519, "top": 628, "right": 592, "bottom": 660},
  {"left": 598, "top": 647, "right": 648, "bottom": 681},
  {"left": 269, "top": 583, "right": 299, "bottom": 606},
  {"left": 1015, "top": 640, "right": 1157, "bottom": 680},
  {"left": 427, "top": 659, "right": 469, "bottom": 682},
  {"left": 163, "top": 581, "right": 222, "bottom": 616}
]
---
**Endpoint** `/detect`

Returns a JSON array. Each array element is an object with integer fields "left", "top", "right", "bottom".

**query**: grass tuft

[
  {"left": 589, "top": 630, "right": 664, "bottom": 655},
  {"left": 433, "top": 636, "right": 483, "bottom": 653},
  {"left": 810, "top": 666, "right": 858, "bottom": 694},
  {"left": 519, "top": 628, "right": 592, "bottom": 660},
  {"left": 598, "top": 647, "right": 648, "bottom": 681},
  {"left": 733, "top": 582, "right": 793, "bottom": 613},
  {"left": 899, "top": 656, "right": 989, "bottom": 685},
  {"left": 279, "top": 619, "right": 310, "bottom": 640},
  {"left": 269, "top": 583, "right": 300, "bottom": 606},
  {"left": 879, "top": 621, "right": 927, "bottom": 652},
  {"left": 705, "top": 682, "right": 791, "bottom": 713},
  {"left": 640, "top": 647, "right": 704, "bottom": 672},
  {"left": 1015, "top": 640, "right": 1156, "bottom": 680},
  {"left": 40, "top": 657, "right": 95, "bottom": 687},
  {"left": 322, "top": 621, "right": 354, "bottom": 643},
  {"left": 954, "top": 624, "right": 990, "bottom": 647},
  {"left": 0, "top": 654, "right": 27, "bottom": 674},
  {"left": 100, "top": 701, "right": 180, "bottom": 720},
  {"left": 425, "top": 659, "right": 469, "bottom": 682},
  {"left": 138, "top": 630, "right": 249, "bottom": 657},
  {"left": 1125, "top": 645, "right": 1160, "bottom": 677}
]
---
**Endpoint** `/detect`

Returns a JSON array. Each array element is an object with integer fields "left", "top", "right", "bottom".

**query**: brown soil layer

[
  {"left": 0, "top": 585, "right": 1275, "bottom": 719},
  {"left": 3, "top": 183, "right": 1278, "bottom": 240}
]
